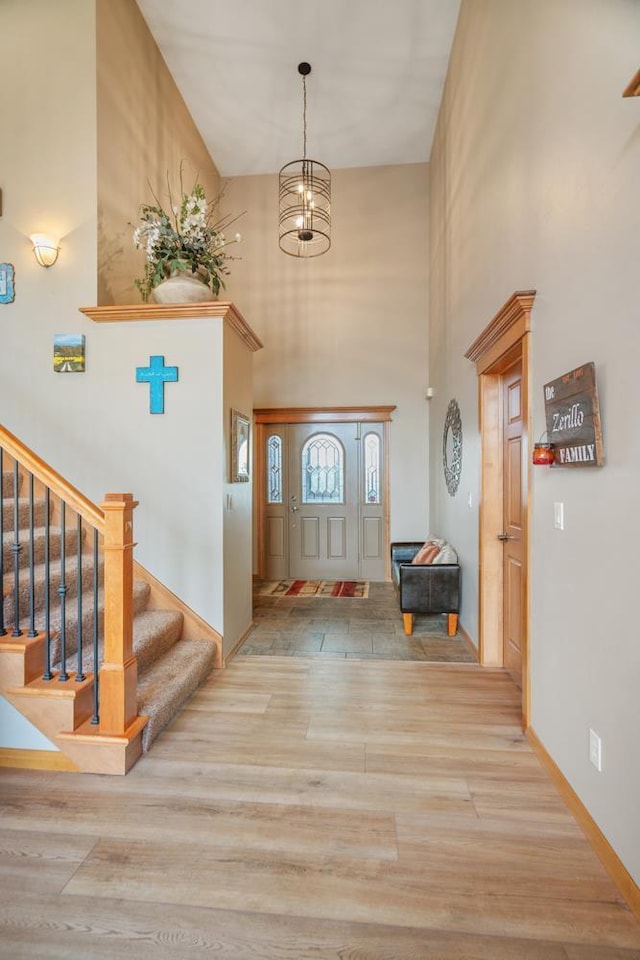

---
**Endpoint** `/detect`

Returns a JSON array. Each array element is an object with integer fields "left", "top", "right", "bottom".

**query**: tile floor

[{"left": 240, "top": 580, "right": 477, "bottom": 662}]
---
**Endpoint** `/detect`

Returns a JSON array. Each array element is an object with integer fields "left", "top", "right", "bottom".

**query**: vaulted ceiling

[{"left": 135, "top": 0, "right": 461, "bottom": 177}]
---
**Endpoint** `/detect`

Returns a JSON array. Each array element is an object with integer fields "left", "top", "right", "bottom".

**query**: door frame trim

[
  {"left": 465, "top": 291, "right": 535, "bottom": 727},
  {"left": 254, "top": 406, "right": 396, "bottom": 581},
  {"left": 255, "top": 406, "right": 396, "bottom": 424}
]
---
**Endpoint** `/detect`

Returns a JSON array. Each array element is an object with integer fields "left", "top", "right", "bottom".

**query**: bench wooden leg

[
  {"left": 402, "top": 613, "right": 414, "bottom": 636},
  {"left": 447, "top": 613, "right": 458, "bottom": 637}
]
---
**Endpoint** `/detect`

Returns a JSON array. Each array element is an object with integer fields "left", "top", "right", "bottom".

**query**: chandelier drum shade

[{"left": 279, "top": 62, "right": 331, "bottom": 257}]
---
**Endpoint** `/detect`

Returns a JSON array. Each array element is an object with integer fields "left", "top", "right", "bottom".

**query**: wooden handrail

[
  {"left": 1, "top": 424, "right": 141, "bottom": 741},
  {"left": 0, "top": 424, "right": 104, "bottom": 530}
]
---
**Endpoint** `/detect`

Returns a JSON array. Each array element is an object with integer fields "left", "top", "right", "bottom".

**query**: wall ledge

[{"left": 79, "top": 301, "right": 263, "bottom": 352}]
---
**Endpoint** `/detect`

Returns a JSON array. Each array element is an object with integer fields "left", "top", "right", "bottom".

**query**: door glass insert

[
  {"left": 301, "top": 433, "right": 344, "bottom": 503},
  {"left": 267, "top": 434, "right": 283, "bottom": 503},
  {"left": 363, "top": 432, "right": 380, "bottom": 503}
]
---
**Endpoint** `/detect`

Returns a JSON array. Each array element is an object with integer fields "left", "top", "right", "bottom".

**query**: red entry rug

[{"left": 259, "top": 579, "right": 369, "bottom": 599}]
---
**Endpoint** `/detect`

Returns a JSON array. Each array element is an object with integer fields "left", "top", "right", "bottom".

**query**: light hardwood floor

[{"left": 1, "top": 655, "right": 639, "bottom": 958}]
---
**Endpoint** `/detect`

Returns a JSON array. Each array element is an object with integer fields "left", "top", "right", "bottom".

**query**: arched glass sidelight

[
  {"left": 363, "top": 432, "right": 381, "bottom": 504},
  {"left": 267, "top": 434, "right": 283, "bottom": 503},
  {"left": 301, "top": 433, "right": 344, "bottom": 503}
]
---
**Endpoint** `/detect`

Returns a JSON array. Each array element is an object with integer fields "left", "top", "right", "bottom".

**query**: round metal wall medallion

[{"left": 443, "top": 399, "right": 462, "bottom": 496}]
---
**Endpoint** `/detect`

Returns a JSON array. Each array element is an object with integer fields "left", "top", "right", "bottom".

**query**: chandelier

[{"left": 278, "top": 62, "right": 331, "bottom": 257}]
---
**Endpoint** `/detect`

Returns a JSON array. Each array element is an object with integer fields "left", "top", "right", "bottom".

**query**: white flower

[{"left": 132, "top": 175, "right": 244, "bottom": 302}]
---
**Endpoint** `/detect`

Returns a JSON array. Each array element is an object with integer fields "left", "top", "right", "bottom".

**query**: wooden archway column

[{"left": 465, "top": 291, "right": 536, "bottom": 727}]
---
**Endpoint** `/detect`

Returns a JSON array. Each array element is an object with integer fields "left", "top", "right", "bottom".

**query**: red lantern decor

[{"left": 532, "top": 442, "right": 555, "bottom": 465}]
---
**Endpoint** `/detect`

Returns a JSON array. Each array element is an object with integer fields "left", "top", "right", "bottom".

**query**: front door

[
  {"left": 502, "top": 360, "right": 525, "bottom": 687},
  {"left": 288, "top": 422, "right": 359, "bottom": 579},
  {"left": 260, "top": 417, "right": 388, "bottom": 582}
]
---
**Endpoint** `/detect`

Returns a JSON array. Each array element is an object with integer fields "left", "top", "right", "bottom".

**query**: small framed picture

[
  {"left": 230, "top": 409, "right": 250, "bottom": 482},
  {"left": 53, "top": 333, "right": 86, "bottom": 373},
  {"left": 0, "top": 263, "right": 15, "bottom": 304}
]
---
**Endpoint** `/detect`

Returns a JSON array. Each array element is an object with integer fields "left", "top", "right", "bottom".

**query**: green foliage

[{"left": 132, "top": 177, "right": 243, "bottom": 302}]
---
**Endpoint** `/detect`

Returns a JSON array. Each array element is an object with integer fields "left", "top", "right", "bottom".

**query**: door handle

[
  {"left": 290, "top": 506, "right": 299, "bottom": 512},
  {"left": 497, "top": 532, "right": 514, "bottom": 541}
]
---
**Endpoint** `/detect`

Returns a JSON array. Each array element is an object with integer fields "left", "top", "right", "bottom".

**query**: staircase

[{"left": 0, "top": 429, "right": 222, "bottom": 774}]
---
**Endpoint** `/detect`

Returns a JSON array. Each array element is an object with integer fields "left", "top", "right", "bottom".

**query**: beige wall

[
  {"left": 96, "top": 0, "right": 221, "bottom": 305},
  {"left": 0, "top": 0, "right": 98, "bottom": 750},
  {"left": 223, "top": 163, "right": 431, "bottom": 542},
  {"left": 0, "top": 0, "right": 255, "bottom": 751},
  {"left": 0, "top": 0, "right": 98, "bottom": 486},
  {"left": 223, "top": 327, "right": 255, "bottom": 658},
  {"left": 429, "top": 0, "right": 640, "bottom": 884}
]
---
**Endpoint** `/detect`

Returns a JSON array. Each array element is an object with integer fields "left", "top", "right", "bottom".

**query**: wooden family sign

[{"left": 543, "top": 362, "right": 604, "bottom": 467}]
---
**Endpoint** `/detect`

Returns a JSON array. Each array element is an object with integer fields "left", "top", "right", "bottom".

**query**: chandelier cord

[{"left": 302, "top": 74, "right": 307, "bottom": 159}]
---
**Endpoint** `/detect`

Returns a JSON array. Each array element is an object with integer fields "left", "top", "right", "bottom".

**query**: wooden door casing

[
  {"left": 465, "top": 290, "right": 535, "bottom": 728},
  {"left": 502, "top": 362, "right": 524, "bottom": 686}
]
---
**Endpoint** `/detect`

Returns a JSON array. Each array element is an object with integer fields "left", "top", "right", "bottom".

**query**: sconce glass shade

[
  {"left": 532, "top": 442, "right": 555, "bottom": 465},
  {"left": 278, "top": 158, "right": 331, "bottom": 257},
  {"left": 30, "top": 233, "right": 60, "bottom": 267}
]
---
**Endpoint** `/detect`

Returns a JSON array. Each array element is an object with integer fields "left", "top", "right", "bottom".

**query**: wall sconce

[
  {"left": 30, "top": 233, "right": 60, "bottom": 268},
  {"left": 532, "top": 432, "right": 555, "bottom": 465}
]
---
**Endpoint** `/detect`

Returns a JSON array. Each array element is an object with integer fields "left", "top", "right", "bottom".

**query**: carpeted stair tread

[
  {"left": 2, "top": 525, "right": 80, "bottom": 573},
  {"left": 47, "top": 580, "right": 152, "bottom": 670},
  {"left": 137, "top": 638, "right": 217, "bottom": 751},
  {"left": 2, "top": 498, "right": 49, "bottom": 529},
  {"left": 1, "top": 472, "right": 21, "bottom": 497},
  {"left": 2, "top": 554, "right": 107, "bottom": 628},
  {"left": 133, "top": 609, "right": 184, "bottom": 675}
]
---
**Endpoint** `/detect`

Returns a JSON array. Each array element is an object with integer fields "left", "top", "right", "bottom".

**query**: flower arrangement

[{"left": 132, "top": 175, "right": 243, "bottom": 302}]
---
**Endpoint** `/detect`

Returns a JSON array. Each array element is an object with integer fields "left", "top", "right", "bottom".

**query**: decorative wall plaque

[
  {"left": 443, "top": 399, "right": 462, "bottom": 495},
  {"left": 136, "top": 355, "right": 179, "bottom": 414},
  {"left": 543, "top": 362, "right": 604, "bottom": 467},
  {"left": 53, "top": 334, "right": 85, "bottom": 372},
  {"left": 0, "top": 263, "right": 15, "bottom": 304}
]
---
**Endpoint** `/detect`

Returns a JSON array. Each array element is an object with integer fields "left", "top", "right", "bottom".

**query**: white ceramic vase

[{"left": 151, "top": 271, "right": 213, "bottom": 304}]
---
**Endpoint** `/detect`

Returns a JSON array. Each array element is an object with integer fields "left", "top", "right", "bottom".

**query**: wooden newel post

[{"left": 99, "top": 493, "right": 139, "bottom": 735}]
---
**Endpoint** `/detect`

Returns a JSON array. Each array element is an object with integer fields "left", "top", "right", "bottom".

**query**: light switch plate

[{"left": 554, "top": 502, "right": 564, "bottom": 530}]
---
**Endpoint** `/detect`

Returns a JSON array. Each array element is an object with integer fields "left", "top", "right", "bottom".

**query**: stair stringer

[
  {"left": 0, "top": 635, "right": 147, "bottom": 774},
  {"left": 133, "top": 560, "right": 224, "bottom": 669}
]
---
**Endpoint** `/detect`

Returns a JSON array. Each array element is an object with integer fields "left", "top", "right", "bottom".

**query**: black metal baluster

[
  {"left": 42, "top": 488, "right": 53, "bottom": 680},
  {"left": 0, "top": 448, "right": 5, "bottom": 637},
  {"left": 91, "top": 528, "right": 99, "bottom": 724},
  {"left": 27, "top": 473, "right": 37, "bottom": 637},
  {"left": 76, "top": 514, "right": 85, "bottom": 682},
  {"left": 58, "top": 501, "right": 69, "bottom": 681},
  {"left": 11, "top": 461, "right": 22, "bottom": 637}
]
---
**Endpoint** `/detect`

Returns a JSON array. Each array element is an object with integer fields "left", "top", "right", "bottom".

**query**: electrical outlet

[
  {"left": 589, "top": 728, "right": 602, "bottom": 772},
  {"left": 554, "top": 501, "right": 564, "bottom": 530}
]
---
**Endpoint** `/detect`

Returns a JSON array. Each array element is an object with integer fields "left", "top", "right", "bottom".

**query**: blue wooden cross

[{"left": 136, "top": 355, "right": 179, "bottom": 414}]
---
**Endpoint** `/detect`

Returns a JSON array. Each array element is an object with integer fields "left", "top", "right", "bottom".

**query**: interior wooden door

[
  {"left": 288, "top": 422, "right": 359, "bottom": 579},
  {"left": 501, "top": 360, "right": 525, "bottom": 687}
]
